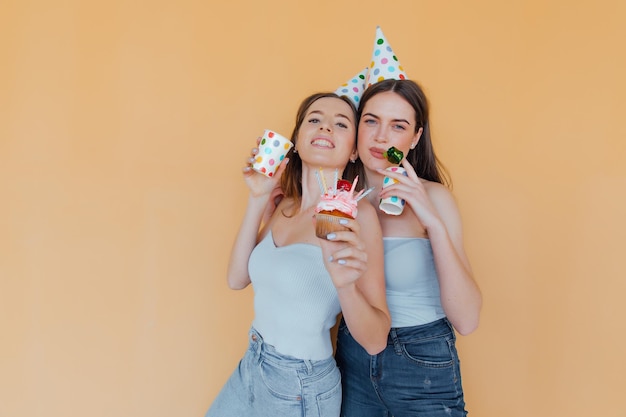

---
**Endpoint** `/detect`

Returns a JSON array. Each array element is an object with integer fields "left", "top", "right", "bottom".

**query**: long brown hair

[{"left": 358, "top": 79, "right": 451, "bottom": 187}]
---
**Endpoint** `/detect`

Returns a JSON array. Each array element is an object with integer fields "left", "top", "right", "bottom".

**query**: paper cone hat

[
  {"left": 365, "top": 26, "right": 407, "bottom": 87},
  {"left": 335, "top": 26, "right": 408, "bottom": 108},
  {"left": 334, "top": 67, "right": 368, "bottom": 108}
]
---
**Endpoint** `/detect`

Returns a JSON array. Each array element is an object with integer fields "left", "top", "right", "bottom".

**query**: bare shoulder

[
  {"left": 356, "top": 198, "right": 383, "bottom": 239},
  {"left": 356, "top": 197, "right": 377, "bottom": 217},
  {"left": 422, "top": 179, "right": 457, "bottom": 208},
  {"left": 422, "top": 179, "right": 464, "bottom": 237}
]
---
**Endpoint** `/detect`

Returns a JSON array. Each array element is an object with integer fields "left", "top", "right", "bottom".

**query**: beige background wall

[{"left": 1, "top": 0, "right": 624, "bottom": 416}]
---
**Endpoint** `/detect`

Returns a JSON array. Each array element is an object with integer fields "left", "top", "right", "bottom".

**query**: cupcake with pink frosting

[{"left": 314, "top": 176, "right": 372, "bottom": 239}]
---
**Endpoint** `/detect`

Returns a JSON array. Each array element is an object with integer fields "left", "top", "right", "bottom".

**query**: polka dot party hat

[
  {"left": 335, "top": 26, "right": 408, "bottom": 108},
  {"left": 334, "top": 67, "right": 368, "bottom": 109},
  {"left": 365, "top": 26, "right": 407, "bottom": 87}
]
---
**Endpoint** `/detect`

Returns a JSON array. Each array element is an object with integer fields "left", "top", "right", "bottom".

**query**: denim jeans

[
  {"left": 206, "top": 327, "right": 341, "bottom": 417},
  {"left": 336, "top": 318, "right": 467, "bottom": 417}
]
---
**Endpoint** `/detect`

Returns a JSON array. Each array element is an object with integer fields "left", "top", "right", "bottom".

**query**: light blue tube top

[
  {"left": 384, "top": 237, "right": 445, "bottom": 328},
  {"left": 248, "top": 231, "right": 341, "bottom": 360}
]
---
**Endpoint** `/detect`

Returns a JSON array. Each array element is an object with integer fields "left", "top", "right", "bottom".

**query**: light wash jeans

[
  {"left": 336, "top": 318, "right": 467, "bottom": 417},
  {"left": 206, "top": 327, "right": 341, "bottom": 417}
]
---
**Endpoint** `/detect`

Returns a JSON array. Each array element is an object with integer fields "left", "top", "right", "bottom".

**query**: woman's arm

[
  {"left": 424, "top": 184, "right": 482, "bottom": 335},
  {"left": 225, "top": 158, "right": 288, "bottom": 290},
  {"left": 319, "top": 201, "right": 391, "bottom": 354},
  {"left": 226, "top": 193, "right": 272, "bottom": 290}
]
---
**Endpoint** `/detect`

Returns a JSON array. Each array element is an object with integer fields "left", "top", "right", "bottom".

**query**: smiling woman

[{"left": 205, "top": 92, "right": 390, "bottom": 417}]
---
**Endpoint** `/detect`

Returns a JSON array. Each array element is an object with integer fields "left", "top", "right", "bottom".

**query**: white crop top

[{"left": 249, "top": 231, "right": 341, "bottom": 360}]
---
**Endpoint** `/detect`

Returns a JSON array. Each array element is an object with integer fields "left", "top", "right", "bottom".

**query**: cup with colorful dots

[
  {"left": 252, "top": 129, "right": 293, "bottom": 178},
  {"left": 379, "top": 166, "right": 408, "bottom": 215}
]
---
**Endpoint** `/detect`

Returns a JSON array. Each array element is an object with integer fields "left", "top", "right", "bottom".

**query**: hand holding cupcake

[{"left": 314, "top": 169, "right": 373, "bottom": 239}]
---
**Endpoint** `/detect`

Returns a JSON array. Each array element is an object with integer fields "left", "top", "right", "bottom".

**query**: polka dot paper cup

[
  {"left": 379, "top": 166, "right": 408, "bottom": 215},
  {"left": 252, "top": 129, "right": 293, "bottom": 178}
]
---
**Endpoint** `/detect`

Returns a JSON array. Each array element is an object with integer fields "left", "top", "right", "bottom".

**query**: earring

[
  {"left": 349, "top": 158, "right": 356, "bottom": 163},
  {"left": 293, "top": 148, "right": 298, "bottom": 154}
]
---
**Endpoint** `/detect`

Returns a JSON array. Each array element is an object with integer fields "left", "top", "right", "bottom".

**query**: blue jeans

[
  {"left": 335, "top": 318, "right": 467, "bottom": 417},
  {"left": 206, "top": 327, "right": 342, "bottom": 417}
]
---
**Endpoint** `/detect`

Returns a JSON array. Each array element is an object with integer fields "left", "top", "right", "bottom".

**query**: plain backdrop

[{"left": 1, "top": 0, "right": 625, "bottom": 416}]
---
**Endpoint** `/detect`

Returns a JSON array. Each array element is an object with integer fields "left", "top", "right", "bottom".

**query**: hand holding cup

[
  {"left": 379, "top": 166, "right": 409, "bottom": 215},
  {"left": 379, "top": 146, "right": 408, "bottom": 215},
  {"left": 251, "top": 129, "right": 293, "bottom": 178}
]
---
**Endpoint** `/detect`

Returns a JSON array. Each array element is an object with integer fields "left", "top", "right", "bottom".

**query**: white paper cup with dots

[
  {"left": 379, "top": 166, "right": 408, "bottom": 215},
  {"left": 252, "top": 129, "right": 293, "bottom": 178}
]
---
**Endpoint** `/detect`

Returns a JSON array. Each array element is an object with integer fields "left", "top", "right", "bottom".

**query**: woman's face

[
  {"left": 296, "top": 97, "right": 357, "bottom": 169},
  {"left": 357, "top": 91, "right": 421, "bottom": 172}
]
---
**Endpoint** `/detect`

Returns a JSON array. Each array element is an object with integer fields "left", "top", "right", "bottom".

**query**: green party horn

[{"left": 383, "top": 146, "right": 403, "bottom": 164}]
